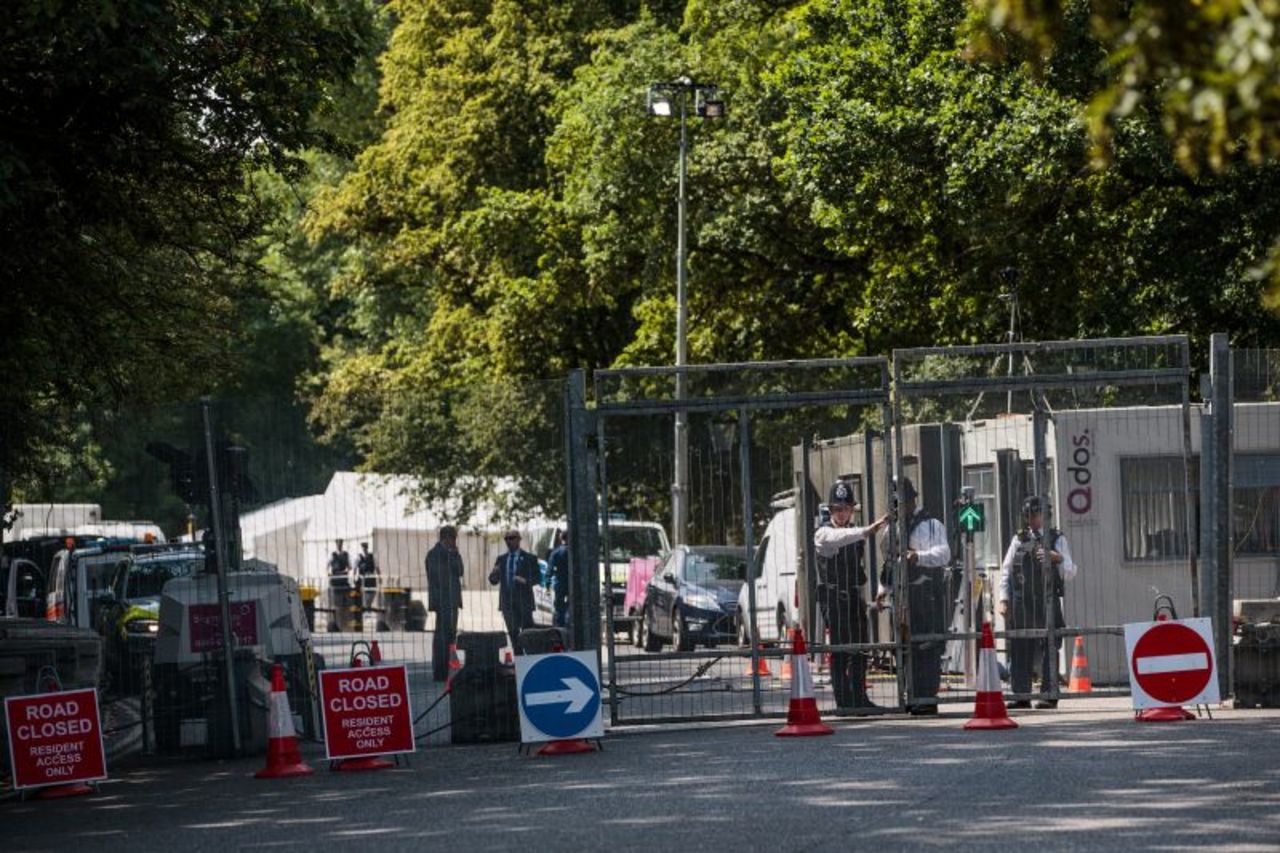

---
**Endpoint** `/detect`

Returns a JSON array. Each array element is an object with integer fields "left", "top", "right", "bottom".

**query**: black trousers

[
  {"left": 432, "top": 605, "right": 458, "bottom": 681},
  {"left": 1008, "top": 597, "right": 1064, "bottom": 696},
  {"left": 502, "top": 607, "right": 532, "bottom": 654},
  {"left": 822, "top": 593, "right": 871, "bottom": 708},
  {"left": 906, "top": 566, "right": 948, "bottom": 703}
]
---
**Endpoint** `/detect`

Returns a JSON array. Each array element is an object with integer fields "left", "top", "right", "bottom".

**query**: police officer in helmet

[
  {"left": 814, "top": 480, "right": 891, "bottom": 710},
  {"left": 999, "top": 496, "right": 1078, "bottom": 709}
]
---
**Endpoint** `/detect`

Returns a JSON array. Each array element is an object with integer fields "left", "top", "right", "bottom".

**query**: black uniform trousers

[
  {"left": 1008, "top": 602, "right": 1063, "bottom": 696},
  {"left": 906, "top": 565, "right": 948, "bottom": 703},
  {"left": 822, "top": 591, "right": 872, "bottom": 708},
  {"left": 432, "top": 605, "right": 459, "bottom": 681}
]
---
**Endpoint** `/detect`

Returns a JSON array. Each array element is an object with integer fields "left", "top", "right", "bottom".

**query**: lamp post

[{"left": 647, "top": 76, "right": 724, "bottom": 546}]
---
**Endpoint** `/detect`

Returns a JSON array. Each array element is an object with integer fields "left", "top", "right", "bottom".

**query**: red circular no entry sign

[{"left": 1130, "top": 622, "right": 1213, "bottom": 705}]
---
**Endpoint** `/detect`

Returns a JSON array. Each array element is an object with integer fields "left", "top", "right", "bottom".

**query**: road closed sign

[
  {"left": 1124, "top": 617, "right": 1221, "bottom": 709},
  {"left": 319, "top": 665, "right": 416, "bottom": 761},
  {"left": 4, "top": 688, "right": 107, "bottom": 791}
]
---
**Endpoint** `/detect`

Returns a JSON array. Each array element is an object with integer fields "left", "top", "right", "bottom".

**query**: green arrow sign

[{"left": 957, "top": 503, "right": 985, "bottom": 533}]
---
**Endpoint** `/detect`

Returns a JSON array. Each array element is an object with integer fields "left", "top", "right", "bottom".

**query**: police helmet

[
  {"left": 828, "top": 480, "right": 858, "bottom": 508},
  {"left": 1022, "top": 496, "right": 1043, "bottom": 518}
]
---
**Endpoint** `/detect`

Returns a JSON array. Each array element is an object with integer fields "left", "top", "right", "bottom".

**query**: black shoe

[
  {"left": 908, "top": 704, "right": 938, "bottom": 716},
  {"left": 1034, "top": 699, "right": 1058, "bottom": 709},
  {"left": 852, "top": 696, "right": 884, "bottom": 712},
  {"left": 1009, "top": 700, "right": 1032, "bottom": 710}
]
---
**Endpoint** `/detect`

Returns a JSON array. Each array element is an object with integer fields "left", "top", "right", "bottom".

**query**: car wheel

[
  {"left": 737, "top": 618, "right": 748, "bottom": 648},
  {"left": 673, "top": 608, "right": 694, "bottom": 652},
  {"left": 632, "top": 611, "right": 646, "bottom": 649},
  {"left": 642, "top": 606, "right": 663, "bottom": 653}
]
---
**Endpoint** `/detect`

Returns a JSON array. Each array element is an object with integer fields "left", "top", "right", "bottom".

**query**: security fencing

[
  {"left": 12, "top": 332, "right": 1276, "bottom": 759},
  {"left": 890, "top": 336, "right": 1195, "bottom": 712},
  {"left": 578, "top": 358, "right": 896, "bottom": 723}
]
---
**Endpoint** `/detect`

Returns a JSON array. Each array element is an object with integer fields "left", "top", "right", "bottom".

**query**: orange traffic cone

[
  {"left": 255, "top": 664, "right": 314, "bottom": 779},
  {"left": 447, "top": 643, "right": 463, "bottom": 684},
  {"left": 779, "top": 630, "right": 794, "bottom": 681},
  {"left": 776, "top": 627, "right": 834, "bottom": 737},
  {"left": 964, "top": 622, "right": 1018, "bottom": 731},
  {"left": 370, "top": 640, "right": 382, "bottom": 665},
  {"left": 745, "top": 644, "right": 772, "bottom": 678},
  {"left": 1068, "top": 636, "right": 1092, "bottom": 693}
]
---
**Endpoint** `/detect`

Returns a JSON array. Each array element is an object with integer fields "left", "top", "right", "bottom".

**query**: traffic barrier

[
  {"left": 1068, "top": 636, "right": 1092, "bottom": 693},
  {"left": 963, "top": 622, "right": 1018, "bottom": 730},
  {"left": 255, "top": 663, "right": 314, "bottom": 779},
  {"left": 776, "top": 627, "right": 834, "bottom": 737},
  {"left": 745, "top": 643, "right": 772, "bottom": 678},
  {"left": 1134, "top": 607, "right": 1195, "bottom": 722}
]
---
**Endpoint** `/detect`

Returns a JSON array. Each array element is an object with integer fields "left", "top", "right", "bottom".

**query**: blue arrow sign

[{"left": 517, "top": 653, "right": 603, "bottom": 741}]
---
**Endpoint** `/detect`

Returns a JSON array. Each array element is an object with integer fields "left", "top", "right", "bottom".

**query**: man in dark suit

[
  {"left": 488, "top": 529, "right": 537, "bottom": 653},
  {"left": 426, "top": 525, "right": 465, "bottom": 682}
]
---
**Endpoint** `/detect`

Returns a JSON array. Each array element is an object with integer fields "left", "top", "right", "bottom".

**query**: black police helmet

[
  {"left": 900, "top": 477, "right": 919, "bottom": 501},
  {"left": 1022, "top": 496, "right": 1043, "bottom": 517},
  {"left": 828, "top": 480, "right": 858, "bottom": 508}
]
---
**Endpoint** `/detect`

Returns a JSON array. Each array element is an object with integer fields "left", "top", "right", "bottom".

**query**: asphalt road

[{"left": 6, "top": 699, "right": 1279, "bottom": 852}]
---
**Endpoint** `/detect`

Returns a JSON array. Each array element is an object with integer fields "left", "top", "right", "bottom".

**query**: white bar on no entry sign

[{"left": 1136, "top": 652, "right": 1209, "bottom": 675}]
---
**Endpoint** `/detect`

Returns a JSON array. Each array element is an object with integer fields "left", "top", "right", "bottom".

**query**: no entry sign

[
  {"left": 4, "top": 688, "right": 107, "bottom": 791},
  {"left": 1123, "top": 617, "right": 1220, "bottom": 709},
  {"left": 319, "top": 665, "right": 415, "bottom": 761}
]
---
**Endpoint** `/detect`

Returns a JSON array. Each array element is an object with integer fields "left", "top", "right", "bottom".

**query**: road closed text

[
  {"left": 4, "top": 688, "right": 108, "bottom": 789},
  {"left": 319, "top": 666, "right": 416, "bottom": 760}
]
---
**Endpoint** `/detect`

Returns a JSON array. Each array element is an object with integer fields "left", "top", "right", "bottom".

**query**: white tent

[{"left": 239, "top": 472, "right": 511, "bottom": 592}]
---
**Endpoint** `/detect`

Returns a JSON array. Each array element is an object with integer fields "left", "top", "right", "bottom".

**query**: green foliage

[{"left": 0, "top": 0, "right": 377, "bottom": 498}]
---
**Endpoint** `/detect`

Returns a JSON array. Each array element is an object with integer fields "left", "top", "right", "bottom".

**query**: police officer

[
  {"left": 356, "top": 542, "right": 379, "bottom": 610},
  {"left": 999, "top": 496, "right": 1077, "bottom": 709},
  {"left": 815, "top": 480, "right": 891, "bottom": 710},
  {"left": 546, "top": 530, "right": 570, "bottom": 629},
  {"left": 876, "top": 477, "right": 951, "bottom": 715}
]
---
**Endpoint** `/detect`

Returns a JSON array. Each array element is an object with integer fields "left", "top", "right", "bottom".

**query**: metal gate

[
  {"left": 891, "top": 335, "right": 1195, "bottom": 710},
  {"left": 566, "top": 358, "right": 897, "bottom": 724}
]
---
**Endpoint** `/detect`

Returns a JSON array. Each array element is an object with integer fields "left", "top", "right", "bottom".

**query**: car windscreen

[
  {"left": 82, "top": 555, "right": 130, "bottom": 598},
  {"left": 607, "top": 528, "right": 665, "bottom": 561},
  {"left": 684, "top": 552, "right": 748, "bottom": 585},
  {"left": 126, "top": 556, "right": 203, "bottom": 598}
]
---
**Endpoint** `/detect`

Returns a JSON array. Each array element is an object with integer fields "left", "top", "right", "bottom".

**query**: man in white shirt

[
  {"left": 875, "top": 477, "right": 951, "bottom": 715},
  {"left": 999, "top": 496, "right": 1077, "bottom": 709}
]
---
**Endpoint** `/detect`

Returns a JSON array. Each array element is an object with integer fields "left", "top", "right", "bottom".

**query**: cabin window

[
  {"left": 1233, "top": 455, "right": 1280, "bottom": 557},
  {"left": 1121, "top": 457, "right": 1197, "bottom": 561}
]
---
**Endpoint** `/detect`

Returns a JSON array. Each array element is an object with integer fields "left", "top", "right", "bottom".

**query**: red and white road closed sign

[
  {"left": 1123, "top": 617, "right": 1220, "bottom": 709},
  {"left": 318, "top": 665, "right": 415, "bottom": 761},
  {"left": 4, "top": 688, "right": 107, "bottom": 791}
]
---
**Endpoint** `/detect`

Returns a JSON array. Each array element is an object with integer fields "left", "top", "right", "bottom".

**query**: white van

[
  {"left": 737, "top": 505, "right": 799, "bottom": 645},
  {"left": 525, "top": 517, "right": 670, "bottom": 639}
]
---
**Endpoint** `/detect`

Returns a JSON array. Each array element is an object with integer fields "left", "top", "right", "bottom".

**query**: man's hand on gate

[{"left": 998, "top": 600, "right": 1009, "bottom": 618}]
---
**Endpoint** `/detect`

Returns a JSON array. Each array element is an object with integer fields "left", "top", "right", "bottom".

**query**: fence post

[
  {"left": 564, "top": 371, "right": 600, "bottom": 654},
  {"left": 1032, "top": 395, "right": 1057, "bottom": 699},
  {"left": 740, "top": 410, "right": 762, "bottom": 716},
  {"left": 201, "top": 399, "right": 242, "bottom": 756},
  {"left": 1209, "top": 333, "right": 1233, "bottom": 697}
]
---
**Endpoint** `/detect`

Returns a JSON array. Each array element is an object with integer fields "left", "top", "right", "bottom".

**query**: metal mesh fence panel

[
  {"left": 1230, "top": 348, "right": 1280, "bottom": 601},
  {"left": 590, "top": 359, "right": 894, "bottom": 723},
  {"left": 893, "top": 337, "right": 1194, "bottom": 710}
]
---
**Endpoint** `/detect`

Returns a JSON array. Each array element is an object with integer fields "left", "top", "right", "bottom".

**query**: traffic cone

[
  {"left": 745, "top": 643, "right": 772, "bottom": 678},
  {"left": 964, "top": 622, "right": 1018, "bottom": 730},
  {"left": 370, "top": 640, "right": 382, "bottom": 665},
  {"left": 1068, "top": 636, "right": 1092, "bottom": 693},
  {"left": 776, "top": 627, "right": 834, "bottom": 737},
  {"left": 779, "top": 630, "right": 794, "bottom": 681},
  {"left": 255, "top": 664, "right": 314, "bottom": 779}
]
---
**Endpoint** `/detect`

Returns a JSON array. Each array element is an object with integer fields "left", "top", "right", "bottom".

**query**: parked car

[
  {"left": 98, "top": 547, "right": 205, "bottom": 693},
  {"left": 637, "top": 546, "right": 748, "bottom": 652},
  {"left": 737, "top": 505, "right": 800, "bottom": 646}
]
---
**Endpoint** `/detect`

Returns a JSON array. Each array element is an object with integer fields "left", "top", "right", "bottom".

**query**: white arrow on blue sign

[{"left": 514, "top": 651, "right": 604, "bottom": 743}]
